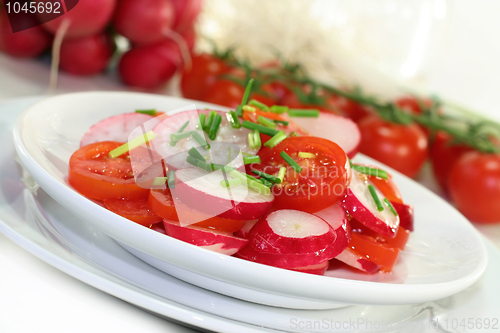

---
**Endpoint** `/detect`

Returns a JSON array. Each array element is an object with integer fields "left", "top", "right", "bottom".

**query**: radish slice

[
  {"left": 342, "top": 170, "right": 400, "bottom": 237},
  {"left": 163, "top": 220, "right": 247, "bottom": 255},
  {"left": 314, "top": 202, "right": 351, "bottom": 255},
  {"left": 152, "top": 109, "right": 258, "bottom": 170},
  {"left": 80, "top": 112, "right": 155, "bottom": 147},
  {"left": 173, "top": 168, "right": 274, "bottom": 221},
  {"left": 391, "top": 201, "right": 414, "bottom": 232},
  {"left": 288, "top": 112, "right": 360, "bottom": 158},
  {"left": 335, "top": 249, "right": 380, "bottom": 274},
  {"left": 233, "top": 220, "right": 258, "bottom": 239},
  {"left": 290, "top": 261, "right": 329, "bottom": 275}
]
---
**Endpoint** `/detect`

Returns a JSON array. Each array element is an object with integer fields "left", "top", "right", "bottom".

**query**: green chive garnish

[
  {"left": 177, "top": 120, "right": 189, "bottom": 133},
  {"left": 109, "top": 131, "right": 157, "bottom": 158},
  {"left": 242, "top": 105, "right": 257, "bottom": 113},
  {"left": 270, "top": 105, "right": 288, "bottom": 114},
  {"left": 278, "top": 166, "right": 286, "bottom": 183},
  {"left": 298, "top": 152, "right": 316, "bottom": 159},
  {"left": 188, "top": 147, "right": 204, "bottom": 161},
  {"left": 368, "top": 185, "right": 384, "bottom": 212},
  {"left": 167, "top": 170, "right": 175, "bottom": 189},
  {"left": 227, "top": 111, "right": 241, "bottom": 128},
  {"left": 249, "top": 99, "right": 269, "bottom": 111},
  {"left": 352, "top": 165, "right": 389, "bottom": 180},
  {"left": 191, "top": 131, "right": 210, "bottom": 150},
  {"left": 211, "top": 164, "right": 235, "bottom": 172},
  {"left": 280, "top": 151, "right": 303, "bottom": 174},
  {"left": 258, "top": 115, "right": 277, "bottom": 129},
  {"left": 152, "top": 177, "right": 167, "bottom": 186},
  {"left": 243, "top": 155, "right": 261, "bottom": 165},
  {"left": 220, "top": 178, "right": 242, "bottom": 188},
  {"left": 186, "top": 156, "right": 212, "bottom": 172},
  {"left": 273, "top": 119, "right": 289, "bottom": 126},
  {"left": 288, "top": 132, "right": 299, "bottom": 137},
  {"left": 242, "top": 152, "right": 252, "bottom": 157},
  {"left": 205, "top": 111, "right": 217, "bottom": 131},
  {"left": 198, "top": 113, "right": 206, "bottom": 130},
  {"left": 229, "top": 170, "right": 271, "bottom": 196},
  {"left": 384, "top": 198, "right": 398, "bottom": 216},
  {"left": 170, "top": 131, "right": 192, "bottom": 146},
  {"left": 242, "top": 120, "right": 280, "bottom": 137},
  {"left": 251, "top": 169, "right": 282, "bottom": 184},
  {"left": 236, "top": 79, "right": 254, "bottom": 116},
  {"left": 264, "top": 131, "right": 287, "bottom": 148},
  {"left": 248, "top": 130, "right": 262, "bottom": 150},
  {"left": 135, "top": 109, "right": 157, "bottom": 116},
  {"left": 208, "top": 113, "right": 222, "bottom": 140},
  {"left": 288, "top": 109, "right": 320, "bottom": 117}
]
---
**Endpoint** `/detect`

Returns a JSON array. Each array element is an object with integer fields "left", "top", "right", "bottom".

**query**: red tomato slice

[
  {"left": 148, "top": 188, "right": 245, "bottom": 233},
  {"left": 68, "top": 141, "right": 149, "bottom": 200},
  {"left": 253, "top": 136, "right": 350, "bottom": 213},
  {"left": 350, "top": 219, "right": 410, "bottom": 251},
  {"left": 103, "top": 199, "right": 162, "bottom": 226},
  {"left": 348, "top": 232, "right": 400, "bottom": 273},
  {"left": 368, "top": 173, "right": 403, "bottom": 204}
]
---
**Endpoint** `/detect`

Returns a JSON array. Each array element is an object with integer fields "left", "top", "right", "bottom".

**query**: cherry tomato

[
  {"left": 357, "top": 115, "right": 428, "bottom": 178},
  {"left": 350, "top": 219, "right": 410, "bottom": 251},
  {"left": 252, "top": 136, "right": 350, "bottom": 213},
  {"left": 430, "top": 131, "right": 473, "bottom": 192},
  {"left": 326, "top": 94, "right": 370, "bottom": 123},
  {"left": 395, "top": 96, "right": 424, "bottom": 114},
  {"left": 68, "top": 141, "right": 150, "bottom": 200},
  {"left": 281, "top": 92, "right": 333, "bottom": 113},
  {"left": 148, "top": 188, "right": 245, "bottom": 232},
  {"left": 348, "top": 232, "right": 400, "bottom": 273},
  {"left": 180, "top": 54, "right": 230, "bottom": 101},
  {"left": 449, "top": 152, "right": 500, "bottom": 223},
  {"left": 103, "top": 198, "right": 162, "bottom": 226},
  {"left": 368, "top": 173, "right": 403, "bottom": 204},
  {"left": 202, "top": 80, "right": 275, "bottom": 109}
]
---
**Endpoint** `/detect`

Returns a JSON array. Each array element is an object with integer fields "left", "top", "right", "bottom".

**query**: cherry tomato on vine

[
  {"left": 357, "top": 115, "right": 428, "bottom": 178},
  {"left": 449, "top": 152, "right": 500, "bottom": 223},
  {"left": 202, "top": 79, "right": 275, "bottom": 109},
  {"left": 326, "top": 94, "right": 370, "bottom": 123}
]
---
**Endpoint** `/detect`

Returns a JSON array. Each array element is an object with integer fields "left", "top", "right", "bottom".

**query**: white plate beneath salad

[{"left": 13, "top": 92, "right": 488, "bottom": 309}]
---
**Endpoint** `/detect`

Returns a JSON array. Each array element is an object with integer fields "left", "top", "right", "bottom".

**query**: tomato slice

[
  {"left": 68, "top": 141, "right": 150, "bottom": 200},
  {"left": 148, "top": 189, "right": 245, "bottom": 233},
  {"left": 348, "top": 233, "right": 400, "bottom": 273},
  {"left": 103, "top": 199, "right": 162, "bottom": 226},
  {"left": 350, "top": 219, "right": 409, "bottom": 251},
  {"left": 253, "top": 136, "right": 350, "bottom": 213},
  {"left": 368, "top": 173, "right": 403, "bottom": 204}
]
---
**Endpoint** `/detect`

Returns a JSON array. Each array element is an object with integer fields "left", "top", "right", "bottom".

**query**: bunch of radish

[{"left": 0, "top": 0, "right": 202, "bottom": 88}]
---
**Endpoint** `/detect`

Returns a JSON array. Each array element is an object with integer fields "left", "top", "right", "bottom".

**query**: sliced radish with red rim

[{"left": 313, "top": 202, "right": 351, "bottom": 255}]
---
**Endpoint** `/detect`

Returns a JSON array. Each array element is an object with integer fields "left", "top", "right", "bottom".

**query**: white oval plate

[{"left": 13, "top": 92, "right": 488, "bottom": 309}]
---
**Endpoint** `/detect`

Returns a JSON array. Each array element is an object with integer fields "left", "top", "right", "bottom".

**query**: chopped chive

[
  {"left": 241, "top": 120, "right": 280, "bottom": 137},
  {"left": 352, "top": 165, "right": 389, "bottom": 180},
  {"left": 251, "top": 169, "right": 281, "bottom": 184},
  {"left": 229, "top": 170, "right": 271, "bottom": 196},
  {"left": 135, "top": 109, "right": 157, "bottom": 116},
  {"left": 273, "top": 119, "right": 289, "bottom": 126},
  {"left": 170, "top": 131, "right": 192, "bottom": 146},
  {"left": 246, "top": 173, "right": 273, "bottom": 187},
  {"left": 186, "top": 156, "right": 212, "bottom": 172},
  {"left": 298, "top": 152, "right": 316, "bottom": 159},
  {"left": 280, "top": 151, "right": 303, "bottom": 174},
  {"left": 211, "top": 163, "right": 235, "bottom": 172},
  {"left": 248, "top": 99, "right": 269, "bottom": 111},
  {"left": 109, "top": 131, "right": 157, "bottom": 158},
  {"left": 188, "top": 147, "right": 205, "bottom": 161},
  {"left": 258, "top": 115, "right": 277, "bottom": 129},
  {"left": 243, "top": 155, "right": 261, "bottom": 165},
  {"left": 236, "top": 79, "right": 254, "bottom": 116},
  {"left": 191, "top": 131, "right": 210, "bottom": 150},
  {"left": 227, "top": 147, "right": 231, "bottom": 165},
  {"left": 242, "top": 152, "right": 252, "bottom": 157},
  {"left": 288, "top": 109, "right": 320, "bottom": 117},
  {"left": 152, "top": 177, "right": 167, "bottom": 186},
  {"left": 252, "top": 130, "right": 261, "bottom": 149},
  {"left": 167, "top": 170, "right": 175, "bottom": 189},
  {"left": 368, "top": 185, "right": 384, "bottom": 212},
  {"left": 278, "top": 166, "right": 286, "bottom": 183},
  {"left": 208, "top": 113, "right": 222, "bottom": 140},
  {"left": 227, "top": 111, "right": 241, "bottom": 128},
  {"left": 264, "top": 131, "right": 287, "bottom": 148},
  {"left": 177, "top": 120, "right": 189, "bottom": 133},
  {"left": 198, "top": 114, "right": 206, "bottom": 130},
  {"left": 243, "top": 105, "right": 257, "bottom": 113},
  {"left": 270, "top": 105, "right": 288, "bottom": 114},
  {"left": 288, "top": 131, "right": 299, "bottom": 137},
  {"left": 220, "top": 178, "right": 242, "bottom": 188},
  {"left": 205, "top": 111, "right": 217, "bottom": 131},
  {"left": 384, "top": 198, "right": 398, "bottom": 216}
]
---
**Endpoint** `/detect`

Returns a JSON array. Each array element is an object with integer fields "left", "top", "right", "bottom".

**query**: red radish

[
  {"left": 170, "top": 0, "right": 203, "bottom": 33},
  {"left": 113, "top": 0, "right": 174, "bottom": 44},
  {"left": 163, "top": 219, "right": 247, "bottom": 255},
  {"left": 152, "top": 109, "right": 258, "bottom": 170},
  {"left": 290, "top": 261, "right": 329, "bottom": 275},
  {"left": 80, "top": 113, "right": 155, "bottom": 147},
  {"left": 118, "top": 39, "right": 182, "bottom": 88},
  {"left": 180, "top": 24, "right": 196, "bottom": 52},
  {"left": 391, "top": 201, "right": 414, "bottom": 232},
  {"left": 314, "top": 202, "right": 351, "bottom": 254},
  {"left": 246, "top": 210, "right": 338, "bottom": 256},
  {"left": 59, "top": 33, "right": 113, "bottom": 75},
  {"left": 0, "top": 10, "right": 51, "bottom": 58},
  {"left": 289, "top": 112, "right": 361, "bottom": 158},
  {"left": 233, "top": 220, "right": 258, "bottom": 239},
  {"left": 342, "top": 170, "right": 400, "bottom": 237},
  {"left": 173, "top": 168, "right": 274, "bottom": 220},
  {"left": 334, "top": 249, "right": 380, "bottom": 274},
  {"left": 37, "top": 0, "right": 117, "bottom": 39}
]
